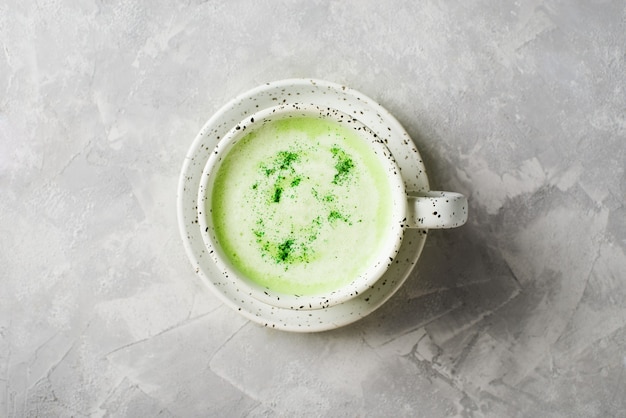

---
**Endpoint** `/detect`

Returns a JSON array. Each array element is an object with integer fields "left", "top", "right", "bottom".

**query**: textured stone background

[{"left": 1, "top": 0, "right": 625, "bottom": 417}]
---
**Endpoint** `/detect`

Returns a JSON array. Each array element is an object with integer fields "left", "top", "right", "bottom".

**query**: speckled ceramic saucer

[{"left": 177, "top": 79, "right": 430, "bottom": 332}]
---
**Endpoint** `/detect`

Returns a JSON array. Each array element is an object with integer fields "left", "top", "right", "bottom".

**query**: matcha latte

[{"left": 208, "top": 115, "right": 398, "bottom": 299}]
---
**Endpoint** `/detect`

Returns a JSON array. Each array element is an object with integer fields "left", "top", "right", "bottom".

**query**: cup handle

[{"left": 406, "top": 191, "right": 468, "bottom": 229}]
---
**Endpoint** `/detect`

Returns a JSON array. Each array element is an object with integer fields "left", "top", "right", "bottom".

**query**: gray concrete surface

[{"left": 1, "top": 1, "right": 625, "bottom": 416}]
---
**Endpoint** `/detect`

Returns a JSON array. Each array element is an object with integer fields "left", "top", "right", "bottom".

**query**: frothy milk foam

[{"left": 210, "top": 116, "right": 395, "bottom": 296}]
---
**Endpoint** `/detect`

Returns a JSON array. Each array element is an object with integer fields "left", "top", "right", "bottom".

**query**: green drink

[{"left": 209, "top": 116, "right": 395, "bottom": 297}]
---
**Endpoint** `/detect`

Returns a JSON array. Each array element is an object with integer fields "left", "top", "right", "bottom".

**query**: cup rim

[{"left": 197, "top": 102, "right": 407, "bottom": 310}]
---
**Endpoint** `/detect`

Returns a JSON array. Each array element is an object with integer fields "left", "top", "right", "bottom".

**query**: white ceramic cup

[{"left": 197, "top": 103, "right": 467, "bottom": 311}]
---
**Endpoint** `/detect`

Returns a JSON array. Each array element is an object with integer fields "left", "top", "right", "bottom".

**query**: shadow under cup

[{"left": 197, "top": 104, "right": 407, "bottom": 310}]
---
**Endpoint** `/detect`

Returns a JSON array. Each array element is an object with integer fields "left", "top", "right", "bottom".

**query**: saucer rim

[{"left": 177, "top": 78, "right": 430, "bottom": 332}]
